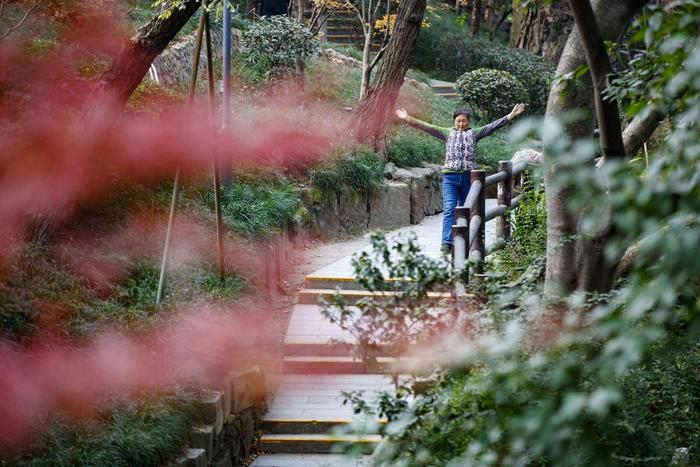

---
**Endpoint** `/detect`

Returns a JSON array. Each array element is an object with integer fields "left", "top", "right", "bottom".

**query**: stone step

[
  {"left": 431, "top": 85, "right": 456, "bottom": 91},
  {"left": 325, "top": 35, "right": 360, "bottom": 44},
  {"left": 259, "top": 434, "right": 381, "bottom": 454},
  {"left": 265, "top": 374, "right": 397, "bottom": 421},
  {"left": 325, "top": 19, "right": 360, "bottom": 28},
  {"left": 328, "top": 10, "right": 356, "bottom": 18},
  {"left": 263, "top": 418, "right": 352, "bottom": 435},
  {"left": 284, "top": 340, "right": 355, "bottom": 357},
  {"left": 283, "top": 340, "right": 393, "bottom": 357},
  {"left": 298, "top": 288, "right": 452, "bottom": 305},
  {"left": 304, "top": 275, "right": 415, "bottom": 290},
  {"left": 283, "top": 356, "right": 429, "bottom": 375},
  {"left": 326, "top": 26, "right": 360, "bottom": 33},
  {"left": 283, "top": 356, "right": 365, "bottom": 374},
  {"left": 251, "top": 453, "right": 370, "bottom": 466}
]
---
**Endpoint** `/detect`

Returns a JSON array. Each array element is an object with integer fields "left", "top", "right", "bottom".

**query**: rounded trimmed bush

[{"left": 455, "top": 68, "right": 530, "bottom": 120}]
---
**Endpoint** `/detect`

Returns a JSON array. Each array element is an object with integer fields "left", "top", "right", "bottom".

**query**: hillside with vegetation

[{"left": 2, "top": 0, "right": 699, "bottom": 465}]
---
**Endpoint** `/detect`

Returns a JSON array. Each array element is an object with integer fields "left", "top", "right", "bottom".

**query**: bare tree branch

[
  {"left": 568, "top": 0, "right": 626, "bottom": 158},
  {"left": 368, "top": 43, "right": 387, "bottom": 71},
  {"left": 488, "top": 6, "right": 511, "bottom": 41},
  {"left": 622, "top": 105, "right": 666, "bottom": 156},
  {"left": 0, "top": 0, "right": 41, "bottom": 41}
]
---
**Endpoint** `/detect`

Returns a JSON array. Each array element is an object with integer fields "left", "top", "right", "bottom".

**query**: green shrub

[
  {"left": 413, "top": 32, "right": 554, "bottom": 114},
  {"left": 242, "top": 16, "right": 318, "bottom": 77},
  {"left": 456, "top": 68, "right": 530, "bottom": 120},
  {"left": 310, "top": 146, "right": 384, "bottom": 198}
]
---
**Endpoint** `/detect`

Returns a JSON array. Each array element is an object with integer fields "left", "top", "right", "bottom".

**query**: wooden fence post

[
  {"left": 497, "top": 161, "right": 512, "bottom": 240},
  {"left": 470, "top": 170, "right": 486, "bottom": 274},
  {"left": 452, "top": 207, "right": 470, "bottom": 286}
]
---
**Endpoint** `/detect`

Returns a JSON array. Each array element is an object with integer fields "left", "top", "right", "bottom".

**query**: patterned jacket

[{"left": 405, "top": 115, "right": 510, "bottom": 171}]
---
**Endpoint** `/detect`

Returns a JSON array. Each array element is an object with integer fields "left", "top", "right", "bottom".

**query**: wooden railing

[{"left": 451, "top": 160, "right": 527, "bottom": 286}]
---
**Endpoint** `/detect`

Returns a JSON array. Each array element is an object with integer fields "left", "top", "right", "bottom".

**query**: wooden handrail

[
  {"left": 451, "top": 160, "right": 530, "bottom": 290},
  {"left": 464, "top": 180, "right": 482, "bottom": 211},
  {"left": 469, "top": 215, "right": 482, "bottom": 248},
  {"left": 485, "top": 171, "right": 506, "bottom": 186}
]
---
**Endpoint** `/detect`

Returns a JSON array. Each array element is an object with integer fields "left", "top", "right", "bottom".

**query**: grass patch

[
  {"left": 305, "top": 58, "right": 363, "bottom": 107},
  {"left": 386, "top": 126, "right": 444, "bottom": 168},
  {"left": 5, "top": 394, "right": 201, "bottom": 467},
  {"left": 310, "top": 145, "right": 384, "bottom": 198},
  {"left": 0, "top": 243, "right": 250, "bottom": 340}
]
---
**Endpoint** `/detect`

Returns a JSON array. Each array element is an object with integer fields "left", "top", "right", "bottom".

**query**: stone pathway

[{"left": 253, "top": 208, "right": 497, "bottom": 466}]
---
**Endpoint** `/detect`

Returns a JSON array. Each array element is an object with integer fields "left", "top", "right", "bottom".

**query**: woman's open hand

[
  {"left": 395, "top": 108, "right": 409, "bottom": 121},
  {"left": 507, "top": 103, "right": 526, "bottom": 121}
]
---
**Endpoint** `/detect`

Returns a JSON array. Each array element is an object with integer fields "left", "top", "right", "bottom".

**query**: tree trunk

[
  {"left": 354, "top": 0, "right": 427, "bottom": 157},
  {"left": 484, "top": 0, "right": 494, "bottom": 24},
  {"left": 509, "top": 0, "right": 573, "bottom": 63},
  {"left": 543, "top": 0, "right": 650, "bottom": 298},
  {"left": 93, "top": 0, "right": 201, "bottom": 111},
  {"left": 471, "top": 0, "right": 482, "bottom": 36},
  {"left": 360, "top": 23, "right": 374, "bottom": 99}
]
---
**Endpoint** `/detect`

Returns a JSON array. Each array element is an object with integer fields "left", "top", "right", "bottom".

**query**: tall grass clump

[
  {"left": 218, "top": 178, "right": 300, "bottom": 238},
  {"left": 310, "top": 146, "right": 384, "bottom": 198}
]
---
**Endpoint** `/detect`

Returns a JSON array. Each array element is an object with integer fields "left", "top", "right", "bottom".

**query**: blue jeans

[{"left": 442, "top": 172, "right": 471, "bottom": 248}]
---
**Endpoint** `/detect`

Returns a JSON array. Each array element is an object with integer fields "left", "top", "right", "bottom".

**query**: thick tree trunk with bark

[
  {"left": 509, "top": 0, "right": 573, "bottom": 63},
  {"left": 354, "top": 0, "right": 427, "bottom": 156},
  {"left": 471, "top": 0, "right": 482, "bottom": 36},
  {"left": 543, "top": 0, "right": 650, "bottom": 297},
  {"left": 94, "top": 0, "right": 201, "bottom": 110}
]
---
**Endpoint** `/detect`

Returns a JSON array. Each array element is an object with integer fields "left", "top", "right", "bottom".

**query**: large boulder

[
  {"left": 511, "top": 148, "right": 543, "bottom": 166},
  {"left": 368, "top": 182, "right": 411, "bottom": 229},
  {"left": 394, "top": 167, "right": 441, "bottom": 224},
  {"left": 422, "top": 164, "right": 443, "bottom": 214}
]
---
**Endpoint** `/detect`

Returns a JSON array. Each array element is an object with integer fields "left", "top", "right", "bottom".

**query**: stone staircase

[
  {"left": 252, "top": 278, "right": 397, "bottom": 465},
  {"left": 252, "top": 214, "right": 493, "bottom": 466},
  {"left": 428, "top": 79, "right": 459, "bottom": 99},
  {"left": 324, "top": 9, "right": 383, "bottom": 51}
]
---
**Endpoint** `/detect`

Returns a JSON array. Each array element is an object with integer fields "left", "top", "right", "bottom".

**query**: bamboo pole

[
  {"left": 156, "top": 8, "right": 208, "bottom": 305},
  {"left": 204, "top": 11, "right": 226, "bottom": 281}
]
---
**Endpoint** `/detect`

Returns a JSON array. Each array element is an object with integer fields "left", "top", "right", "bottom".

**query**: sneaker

[{"left": 440, "top": 244, "right": 451, "bottom": 255}]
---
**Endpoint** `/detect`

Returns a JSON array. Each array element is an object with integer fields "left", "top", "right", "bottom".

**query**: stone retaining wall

[
  {"left": 153, "top": 28, "right": 243, "bottom": 87},
  {"left": 299, "top": 163, "right": 443, "bottom": 239},
  {"left": 172, "top": 367, "right": 268, "bottom": 467}
]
